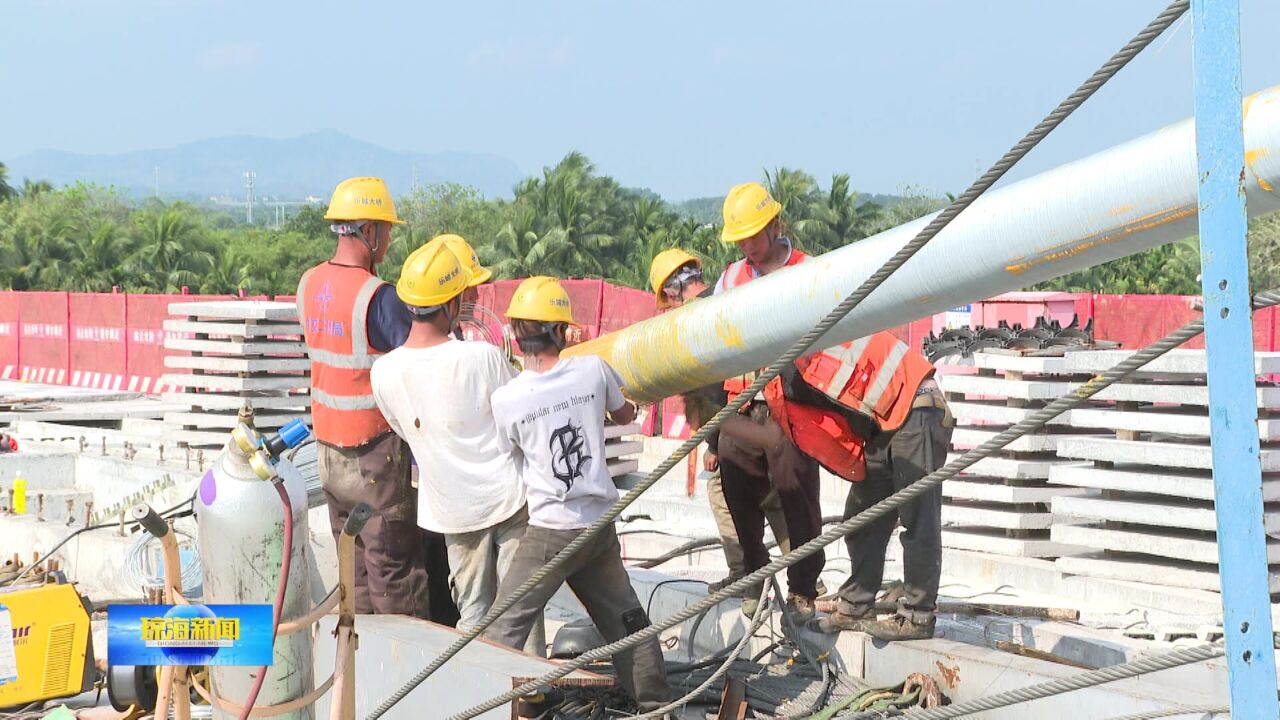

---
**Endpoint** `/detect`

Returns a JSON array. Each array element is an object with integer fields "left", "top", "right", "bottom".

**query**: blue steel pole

[{"left": 1191, "top": 0, "right": 1280, "bottom": 715}]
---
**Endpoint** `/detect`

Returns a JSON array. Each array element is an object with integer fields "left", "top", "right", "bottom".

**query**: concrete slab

[
  {"left": 163, "top": 318, "right": 303, "bottom": 338},
  {"left": 163, "top": 411, "right": 310, "bottom": 429},
  {"left": 937, "top": 374, "right": 1073, "bottom": 400},
  {"left": 942, "top": 503, "right": 1053, "bottom": 530},
  {"left": 0, "top": 398, "right": 182, "bottom": 423},
  {"left": 163, "top": 355, "right": 312, "bottom": 372},
  {"left": 163, "top": 337, "right": 309, "bottom": 355},
  {"left": 0, "top": 381, "right": 139, "bottom": 404},
  {"left": 161, "top": 392, "right": 311, "bottom": 411},
  {"left": 1052, "top": 494, "right": 1280, "bottom": 533},
  {"left": 951, "top": 427, "right": 1084, "bottom": 453},
  {"left": 948, "top": 401, "right": 1076, "bottom": 426},
  {"left": 1067, "top": 406, "right": 1280, "bottom": 440},
  {"left": 971, "top": 352, "right": 1072, "bottom": 374},
  {"left": 1063, "top": 349, "right": 1280, "bottom": 375},
  {"left": 1051, "top": 524, "right": 1280, "bottom": 564},
  {"left": 943, "top": 477, "right": 1093, "bottom": 504},
  {"left": 1056, "top": 436, "right": 1280, "bottom": 471},
  {"left": 167, "top": 300, "right": 298, "bottom": 321},
  {"left": 947, "top": 454, "right": 1063, "bottom": 480},
  {"left": 1088, "top": 382, "right": 1280, "bottom": 407},
  {"left": 1048, "top": 464, "right": 1280, "bottom": 502},
  {"left": 312, "top": 615, "right": 612, "bottom": 720},
  {"left": 1057, "top": 553, "right": 1280, "bottom": 594},
  {"left": 942, "top": 528, "right": 1087, "bottom": 558},
  {"left": 160, "top": 373, "right": 308, "bottom": 392}
]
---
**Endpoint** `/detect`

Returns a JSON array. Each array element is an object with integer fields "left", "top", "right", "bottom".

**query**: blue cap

[{"left": 278, "top": 418, "right": 311, "bottom": 449}]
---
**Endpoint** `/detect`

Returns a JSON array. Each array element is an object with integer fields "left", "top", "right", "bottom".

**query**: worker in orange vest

[
  {"left": 296, "top": 177, "right": 429, "bottom": 619},
  {"left": 649, "top": 249, "right": 792, "bottom": 595},
  {"left": 716, "top": 182, "right": 953, "bottom": 640}
]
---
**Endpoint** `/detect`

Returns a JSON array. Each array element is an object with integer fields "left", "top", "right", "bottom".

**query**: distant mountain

[{"left": 6, "top": 130, "right": 524, "bottom": 200}]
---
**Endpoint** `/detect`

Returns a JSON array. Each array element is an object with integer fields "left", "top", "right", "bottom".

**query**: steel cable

[
  {"left": 363, "top": 4, "right": 1191, "bottom": 717},
  {"left": 1101, "top": 706, "right": 1230, "bottom": 720},
  {"left": 839, "top": 644, "right": 1226, "bottom": 720},
  {"left": 447, "top": 291, "right": 1275, "bottom": 719}
]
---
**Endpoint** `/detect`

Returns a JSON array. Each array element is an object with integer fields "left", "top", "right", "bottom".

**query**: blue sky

[{"left": 3, "top": 1, "right": 1279, "bottom": 200}]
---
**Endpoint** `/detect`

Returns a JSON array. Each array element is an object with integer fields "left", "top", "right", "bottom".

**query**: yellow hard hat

[
  {"left": 396, "top": 238, "right": 472, "bottom": 308},
  {"left": 324, "top": 177, "right": 405, "bottom": 225},
  {"left": 721, "top": 182, "right": 781, "bottom": 243},
  {"left": 437, "top": 234, "right": 493, "bottom": 287},
  {"left": 649, "top": 248, "right": 702, "bottom": 308},
  {"left": 505, "top": 276, "right": 576, "bottom": 325}
]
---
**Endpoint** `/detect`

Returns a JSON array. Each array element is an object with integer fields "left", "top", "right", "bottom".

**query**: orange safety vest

[
  {"left": 718, "top": 250, "right": 933, "bottom": 482},
  {"left": 296, "top": 263, "right": 393, "bottom": 448}
]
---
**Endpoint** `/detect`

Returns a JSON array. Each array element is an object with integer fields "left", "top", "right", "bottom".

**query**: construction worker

[
  {"left": 649, "top": 248, "right": 792, "bottom": 593},
  {"left": 439, "top": 233, "right": 492, "bottom": 338},
  {"left": 485, "top": 277, "right": 672, "bottom": 711},
  {"left": 370, "top": 237, "right": 543, "bottom": 655},
  {"left": 295, "top": 176, "right": 428, "bottom": 618},
  {"left": 718, "top": 181, "right": 954, "bottom": 641}
]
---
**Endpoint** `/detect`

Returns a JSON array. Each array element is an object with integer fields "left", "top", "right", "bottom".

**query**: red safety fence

[
  {"left": 17, "top": 292, "right": 70, "bottom": 385},
  {"left": 69, "top": 292, "right": 126, "bottom": 390},
  {"left": 0, "top": 293, "right": 17, "bottom": 381}
]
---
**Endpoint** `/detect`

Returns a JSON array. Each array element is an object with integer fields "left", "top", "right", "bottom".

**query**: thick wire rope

[
  {"left": 838, "top": 644, "right": 1226, "bottom": 720},
  {"left": 363, "top": 3, "right": 1191, "bottom": 717},
  {"left": 1101, "top": 706, "right": 1230, "bottom": 720},
  {"left": 445, "top": 291, "right": 1274, "bottom": 719},
  {"left": 631, "top": 581, "right": 772, "bottom": 719}
]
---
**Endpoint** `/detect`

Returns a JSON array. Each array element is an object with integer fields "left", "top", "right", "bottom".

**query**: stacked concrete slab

[
  {"left": 935, "top": 351, "right": 1100, "bottom": 558},
  {"left": 1048, "top": 349, "right": 1280, "bottom": 594},
  {"left": 161, "top": 300, "right": 310, "bottom": 447}
]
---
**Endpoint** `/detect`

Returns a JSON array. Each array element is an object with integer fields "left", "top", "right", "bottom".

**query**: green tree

[{"left": 0, "top": 163, "right": 16, "bottom": 202}]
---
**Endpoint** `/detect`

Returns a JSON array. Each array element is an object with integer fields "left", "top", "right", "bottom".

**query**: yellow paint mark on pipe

[
  {"left": 1108, "top": 204, "right": 1137, "bottom": 217},
  {"left": 1004, "top": 204, "right": 1197, "bottom": 276},
  {"left": 1245, "top": 148, "right": 1275, "bottom": 194}
]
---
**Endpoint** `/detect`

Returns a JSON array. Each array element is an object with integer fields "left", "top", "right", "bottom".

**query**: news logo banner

[{"left": 108, "top": 604, "right": 273, "bottom": 666}]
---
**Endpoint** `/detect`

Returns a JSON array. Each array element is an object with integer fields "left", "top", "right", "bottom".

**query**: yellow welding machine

[{"left": 0, "top": 578, "right": 96, "bottom": 709}]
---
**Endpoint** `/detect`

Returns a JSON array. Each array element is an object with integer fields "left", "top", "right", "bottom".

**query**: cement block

[
  {"left": 1048, "top": 464, "right": 1280, "bottom": 502},
  {"left": 311, "top": 615, "right": 611, "bottom": 720},
  {"left": 1088, "top": 382, "right": 1280, "bottom": 407},
  {"left": 951, "top": 427, "right": 1081, "bottom": 453},
  {"left": 163, "top": 337, "right": 308, "bottom": 355},
  {"left": 948, "top": 401, "right": 1075, "bottom": 426},
  {"left": 943, "top": 477, "right": 1092, "bottom": 504},
  {"left": 1056, "top": 436, "right": 1280, "bottom": 471},
  {"left": 160, "top": 373, "right": 308, "bottom": 392},
  {"left": 163, "top": 411, "right": 310, "bottom": 429},
  {"left": 937, "top": 374, "right": 1073, "bottom": 400},
  {"left": 941, "top": 528, "right": 1089, "bottom": 558},
  {"left": 948, "top": 453, "right": 1061, "bottom": 479},
  {"left": 603, "top": 440, "right": 644, "bottom": 460},
  {"left": 970, "top": 352, "right": 1071, "bottom": 374},
  {"left": 1056, "top": 554, "right": 1280, "bottom": 594},
  {"left": 163, "top": 355, "right": 312, "bottom": 373},
  {"left": 0, "top": 398, "right": 181, "bottom": 424},
  {"left": 1062, "top": 349, "right": 1280, "bottom": 375},
  {"left": 942, "top": 503, "right": 1053, "bottom": 530},
  {"left": 1052, "top": 494, "right": 1280, "bottom": 534},
  {"left": 162, "top": 392, "right": 311, "bottom": 411},
  {"left": 1066, "top": 406, "right": 1280, "bottom": 440},
  {"left": 163, "top": 318, "right": 303, "bottom": 338},
  {"left": 168, "top": 300, "right": 299, "bottom": 320},
  {"left": 1051, "top": 524, "right": 1280, "bottom": 564}
]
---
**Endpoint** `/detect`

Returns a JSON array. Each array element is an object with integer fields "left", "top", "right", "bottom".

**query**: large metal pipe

[{"left": 567, "top": 84, "right": 1280, "bottom": 403}]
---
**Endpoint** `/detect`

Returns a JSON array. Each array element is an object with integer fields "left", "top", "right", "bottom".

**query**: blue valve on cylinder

[{"left": 248, "top": 418, "right": 311, "bottom": 481}]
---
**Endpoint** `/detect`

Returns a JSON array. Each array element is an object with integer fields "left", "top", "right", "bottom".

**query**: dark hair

[{"left": 512, "top": 319, "right": 565, "bottom": 354}]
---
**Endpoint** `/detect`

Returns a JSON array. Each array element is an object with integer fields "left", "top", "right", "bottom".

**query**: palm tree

[
  {"left": 201, "top": 249, "right": 254, "bottom": 294},
  {"left": 131, "top": 205, "right": 215, "bottom": 292},
  {"left": 795, "top": 174, "right": 883, "bottom": 253},
  {"left": 0, "top": 163, "right": 16, "bottom": 202},
  {"left": 21, "top": 179, "right": 53, "bottom": 198}
]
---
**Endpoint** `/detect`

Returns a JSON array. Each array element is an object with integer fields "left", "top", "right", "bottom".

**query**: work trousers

[
  {"left": 484, "top": 525, "right": 672, "bottom": 709},
  {"left": 444, "top": 505, "right": 545, "bottom": 656},
  {"left": 707, "top": 471, "right": 790, "bottom": 576},
  {"left": 836, "top": 407, "right": 951, "bottom": 623},
  {"left": 717, "top": 410, "right": 824, "bottom": 599},
  {"left": 319, "top": 432, "right": 430, "bottom": 619}
]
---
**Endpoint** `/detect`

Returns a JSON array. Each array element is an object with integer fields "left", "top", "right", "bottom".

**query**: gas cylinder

[{"left": 195, "top": 421, "right": 316, "bottom": 720}]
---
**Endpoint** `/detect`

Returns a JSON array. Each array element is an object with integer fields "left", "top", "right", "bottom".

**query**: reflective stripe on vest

[
  {"left": 297, "top": 265, "right": 392, "bottom": 447},
  {"left": 798, "top": 332, "right": 932, "bottom": 433}
]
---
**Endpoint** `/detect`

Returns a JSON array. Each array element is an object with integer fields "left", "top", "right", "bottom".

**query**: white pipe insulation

[{"left": 567, "top": 84, "right": 1280, "bottom": 404}]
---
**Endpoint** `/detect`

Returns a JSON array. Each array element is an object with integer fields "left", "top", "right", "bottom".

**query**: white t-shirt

[
  {"left": 491, "top": 355, "right": 627, "bottom": 530},
  {"left": 370, "top": 339, "right": 525, "bottom": 535}
]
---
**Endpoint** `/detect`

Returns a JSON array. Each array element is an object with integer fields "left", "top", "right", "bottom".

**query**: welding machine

[{"left": 0, "top": 577, "right": 97, "bottom": 709}]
